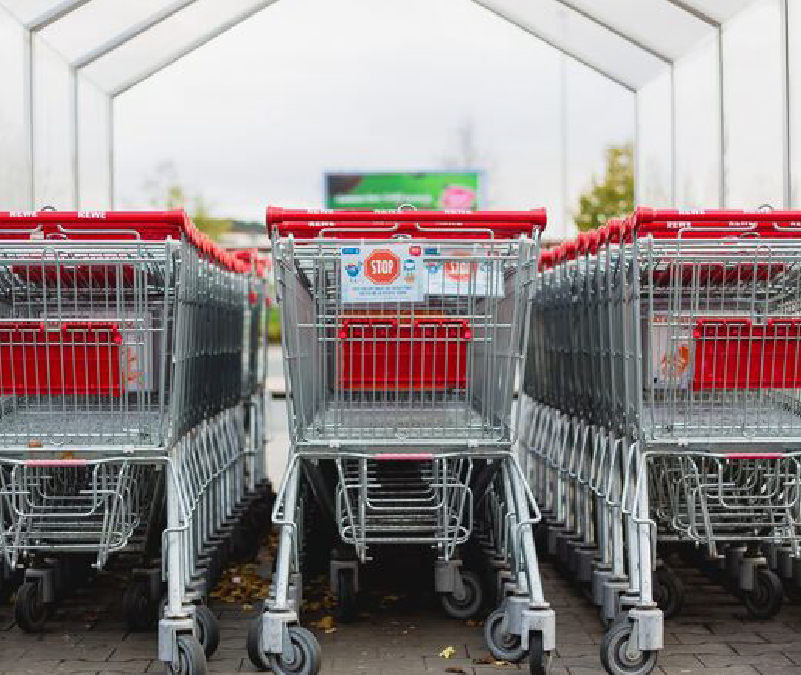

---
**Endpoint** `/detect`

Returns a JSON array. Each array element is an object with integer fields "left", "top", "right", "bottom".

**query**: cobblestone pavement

[{"left": 1, "top": 553, "right": 801, "bottom": 675}]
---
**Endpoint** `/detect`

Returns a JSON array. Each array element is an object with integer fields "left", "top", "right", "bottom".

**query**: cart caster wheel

[
  {"left": 653, "top": 567, "right": 684, "bottom": 619},
  {"left": 600, "top": 619, "right": 658, "bottom": 675},
  {"left": 441, "top": 570, "right": 483, "bottom": 620},
  {"left": 744, "top": 568, "right": 783, "bottom": 620},
  {"left": 247, "top": 617, "right": 269, "bottom": 671},
  {"left": 334, "top": 569, "right": 357, "bottom": 623},
  {"left": 484, "top": 608, "right": 525, "bottom": 662},
  {"left": 266, "top": 626, "right": 321, "bottom": 675},
  {"left": 165, "top": 635, "right": 207, "bottom": 675},
  {"left": 528, "top": 631, "right": 552, "bottom": 675},
  {"left": 194, "top": 604, "right": 220, "bottom": 658},
  {"left": 14, "top": 581, "right": 48, "bottom": 633},
  {"left": 123, "top": 580, "right": 157, "bottom": 631}
]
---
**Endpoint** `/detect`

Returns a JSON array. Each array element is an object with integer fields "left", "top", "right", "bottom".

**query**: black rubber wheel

[
  {"left": 194, "top": 604, "right": 220, "bottom": 658},
  {"left": 334, "top": 569, "right": 357, "bottom": 622},
  {"left": 528, "top": 631, "right": 552, "bottom": 675},
  {"left": 247, "top": 617, "right": 270, "bottom": 671},
  {"left": 653, "top": 567, "right": 684, "bottom": 619},
  {"left": 266, "top": 626, "right": 321, "bottom": 675},
  {"left": 123, "top": 580, "right": 157, "bottom": 632},
  {"left": 484, "top": 608, "right": 525, "bottom": 662},
  {"left": 165, "top": 634, "right": 207, "bottom": 675},
  {"left": 744, "top": 568, "right": 784, "bottom": 620},
  {"left": 441, "top": 571, "right": 483, "bottom": 620},
  {"left": 14, "top": 581, "right": 48, "bottom": 633},
  {"left": 600, "top": 619, "right": 658, "bottom": 675}
]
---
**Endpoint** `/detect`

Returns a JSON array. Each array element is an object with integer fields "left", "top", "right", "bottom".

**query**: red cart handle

[
  {"left": 631, "top": 207, "right": 801, "bottom": 239},
  {"left": 266, "top": 207, "right": 546, "bottom": 240},
  {"left": 0, "top": 210, "right": 254, "bottom": 275}
]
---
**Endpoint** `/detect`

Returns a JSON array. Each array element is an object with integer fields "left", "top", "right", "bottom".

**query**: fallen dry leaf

[
  {"left": 312, "top": 615, "right": 335, "bottom": 630},
  {"left": 324, "top": 627, "right": 337, "bottom": 634},
  {"left": 439, "top": 646, "right": 456, "bottom": 659}
]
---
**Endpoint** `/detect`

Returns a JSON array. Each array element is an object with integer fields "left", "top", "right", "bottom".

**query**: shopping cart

[
  {"left": 248, "top": 207, "right": 555, "bottom": 675},
  {"left": 0, "top": 210, "right": 267, "bottom": 675},
  {"left": 523, "top": 208, "right": 801, "bottom": 675}
]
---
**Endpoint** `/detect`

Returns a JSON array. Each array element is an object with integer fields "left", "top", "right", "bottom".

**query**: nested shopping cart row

[
  {"left": 248, "top": 208, "right": 554, "bottom": 675},
  {"left": 0, "top": 211, "right": 271, "bottom": 675},
  {"left": 522, "top": 208, "right": 801, "bottom": 675}
]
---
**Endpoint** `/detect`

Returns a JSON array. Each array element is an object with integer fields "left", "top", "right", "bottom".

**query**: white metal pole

[
  {"left": 780, "top": 0, "right": 791, "bottom": 207},
  {"left": 70, "top": 67, "right": 79, "bottom": 208}
]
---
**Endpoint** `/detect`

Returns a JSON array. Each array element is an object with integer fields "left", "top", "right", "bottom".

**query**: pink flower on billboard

[{"left": 439, "top": 185, "right": 476, "bottom": 209}]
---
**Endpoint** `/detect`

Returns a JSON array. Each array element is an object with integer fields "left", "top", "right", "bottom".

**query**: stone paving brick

[
  {"left": 1, "top": 557, "right": 801, "bottom": 674},
  {"left": 697, "top": 652, "right": 796, "bottom": 668}
]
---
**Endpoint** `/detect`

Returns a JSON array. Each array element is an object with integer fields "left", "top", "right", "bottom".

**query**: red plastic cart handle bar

[
  {"left": 630, "top": 207, "right": 801, "bottom": 239},
  {"left": 265, "top": 207, "right": 546, "bottom": 240},
  {"left": 0, "top": 210, "right": 253, "bottom": 275}
]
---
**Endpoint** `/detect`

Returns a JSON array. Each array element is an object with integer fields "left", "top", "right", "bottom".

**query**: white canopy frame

[{"left": 0, "top": 0, "right": 791, "bottom": 212}]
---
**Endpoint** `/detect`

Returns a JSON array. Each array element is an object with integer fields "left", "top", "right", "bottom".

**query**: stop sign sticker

[
  {"left": 364, "top": 249, "right": 400, "bottom": 285},
  {"left": 444, "top": 250, "right": 477, "bottom": 282},
  {"left": 341, "top": 243, "right": 424, "bottom": 303}
]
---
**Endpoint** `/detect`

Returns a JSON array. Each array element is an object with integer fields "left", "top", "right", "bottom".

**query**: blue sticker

[
  {"left": 342, "top": 247, "right": 360, "bottom": 255},
  {"left": 424, "top": 247, "right": 439, "bottom": 255},
  {"left": 403, "top": 259, "right": 416, "bottom": 271},
  {"left": 345, "top": 263, "right": 360, "bottom": 277}
]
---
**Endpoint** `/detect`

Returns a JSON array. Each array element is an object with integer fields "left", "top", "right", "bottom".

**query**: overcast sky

[{"left": 108, "top": 0, "right": 634, "bottom": 239}]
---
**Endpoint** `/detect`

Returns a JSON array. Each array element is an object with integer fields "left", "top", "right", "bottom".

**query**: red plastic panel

[
  {"left": 337, "top": 316, "right": 471, "bottom": 391},
  {"left": 692, "top": 318, "right": 801, "bottom": 389},
  {"left": 0, "top": 321, "right": 123, "bottom": 396}
]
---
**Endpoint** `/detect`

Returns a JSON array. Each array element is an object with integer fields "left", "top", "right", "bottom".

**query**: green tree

[
  {"left": 574, "top": 143, "right": 634, "bottom": 232},
  {"left": 144, "top": 162, "right": 230, "bottom": 241}
]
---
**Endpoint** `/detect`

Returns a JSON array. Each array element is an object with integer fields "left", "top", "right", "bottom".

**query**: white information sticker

[
  {"left": 423, "top": 245, "right": 504, "bottom": 297},
  {"left": 341, "top": 243, "right": 425, "bottom": 303}
]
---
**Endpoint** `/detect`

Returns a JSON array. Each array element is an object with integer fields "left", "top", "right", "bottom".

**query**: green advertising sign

[{"left": 324, "top": 171, "right": 482, "bottom": 211}]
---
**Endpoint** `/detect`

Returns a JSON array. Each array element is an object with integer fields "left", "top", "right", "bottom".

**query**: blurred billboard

[{"left": 324, "top": 171, "right": 482, "bottom": 210}]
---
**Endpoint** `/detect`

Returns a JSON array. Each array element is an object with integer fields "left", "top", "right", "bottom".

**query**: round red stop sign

[{"left": 364, "top": 249, "right": 400, "bottom": 285}]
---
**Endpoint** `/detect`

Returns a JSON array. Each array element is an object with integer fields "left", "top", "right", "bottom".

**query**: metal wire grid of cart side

[
  {"left": 521, "top": 209, "right": 801, "bottom": 675},
  {"left": 250, "top": 208, "right": 556, "bottom": 675},
  {"left": 0, "top": 211, "right": 269, "bottom": 675},
  {"left": 275, "top": 235, "right": 531, "bottom": 446}
]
